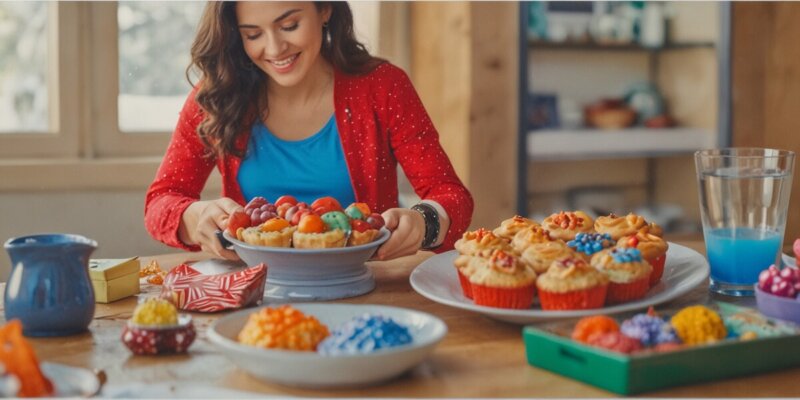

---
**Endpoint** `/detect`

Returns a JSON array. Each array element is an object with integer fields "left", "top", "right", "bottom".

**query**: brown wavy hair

[{"left": 187, "top": 2, "right": 383, "bottom": 157}]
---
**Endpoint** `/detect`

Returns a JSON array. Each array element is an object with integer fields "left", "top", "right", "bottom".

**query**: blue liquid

[{"left": 705, "top": 227, "right": 782, "bottom": 285}]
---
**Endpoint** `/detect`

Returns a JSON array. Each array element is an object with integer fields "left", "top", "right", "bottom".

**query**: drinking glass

[{"left": 695, "top": 148, "right": 795, "bottom": 296}]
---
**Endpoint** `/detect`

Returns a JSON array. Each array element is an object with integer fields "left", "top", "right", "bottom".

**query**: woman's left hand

[{"left": 375, "top": 208, "right": 425, "bottom": 260}]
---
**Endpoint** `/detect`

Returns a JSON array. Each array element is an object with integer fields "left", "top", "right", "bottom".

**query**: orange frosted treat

[
  {"left": 493, "top": 216, "right": 539, "bottom": 241},
  {"left": 454, "top": 228, "right": 513, "bottom": 256},
  {"left": 511, "top": 225, "right": 560, "bottom": 254},
  {"left": 536, "top": 257, "right": 609, "bottom": 310},
  {"left": 0, "top": 320, "right": 54, "bottom": 397},
  {"left": 616, "top": 229, "right": 669, "bottom": 287},
  {"left": 468, "top": 249, "right": 537, "bottom": 309},
  {"left": 541, "top": 211, "right": 594, "bottom": 241},
  {"left": 571, "top": 315, "right": 620, "bottom": 343},
  {"left": 594, "top": 213, "right": 647, "bottom": 241},
  {"left": 591, "top": 248, "right": 652, "bottom": 304},
  {"left": 238, "top": 305, "right": 330, "bottom": 351}
]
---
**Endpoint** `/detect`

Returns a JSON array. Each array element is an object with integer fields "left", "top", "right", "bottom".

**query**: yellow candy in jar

[
  {"left": 131, "top": 298, "right": 178, "bottom": 326},
  {"left": 670, "top": 305, "right": 727, "bottom": 345}
]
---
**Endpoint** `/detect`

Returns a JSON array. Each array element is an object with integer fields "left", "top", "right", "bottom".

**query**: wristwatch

[{"left": 411, "top": 203, "right": 440, "bottom": 250}]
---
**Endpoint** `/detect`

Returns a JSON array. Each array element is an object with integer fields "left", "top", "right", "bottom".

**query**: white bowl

[
  {"left": 207, "top": 303, "right": 447, "bottom": 388},
  {"left": 223, "top": 228, "right": 390, "bottom": 301}
]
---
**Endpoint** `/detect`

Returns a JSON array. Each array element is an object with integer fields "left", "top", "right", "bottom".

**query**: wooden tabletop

[{"left": 4, "top": 240, "right": 799, "bottom": 397}]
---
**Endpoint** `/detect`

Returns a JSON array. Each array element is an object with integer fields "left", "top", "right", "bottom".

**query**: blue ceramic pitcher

[{"left": 4, "top": 234, "right": 97, "bottom": 337}]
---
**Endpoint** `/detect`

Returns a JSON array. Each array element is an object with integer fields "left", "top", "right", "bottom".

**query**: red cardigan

[{"left": 145, "top": 63, "right": 473, "bottom": 253}]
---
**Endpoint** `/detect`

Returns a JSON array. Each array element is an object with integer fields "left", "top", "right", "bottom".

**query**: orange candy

[
  {"left": 0, "top": 320, "right": 54, "bottom": 397},
  {"left": 298, "top": 214, "right": 326, "bottom": 233},
  {"left": 571, "top": 315, "right": 620, "bottom": 343},
  {"left": 237, "top": 305, "right": 329, "bottom": 351},
  {"left": 260, "top": 217, "right": 291, "bottom": 232}
]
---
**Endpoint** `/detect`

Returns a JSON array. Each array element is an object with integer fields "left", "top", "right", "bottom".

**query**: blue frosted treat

[
  {"left": 567, "top": 232, "right": 614, "bottom": 258},
  {"left": 318, "top": 314, "right": 413, "bottom": 356},
  {"left": 621, "top": 313, "right": 680, "bottom": 346}
]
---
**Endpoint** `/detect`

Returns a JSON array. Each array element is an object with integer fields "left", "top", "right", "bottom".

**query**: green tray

[{"left": 523, "top": 303, "right": 800, "bottom": 395}]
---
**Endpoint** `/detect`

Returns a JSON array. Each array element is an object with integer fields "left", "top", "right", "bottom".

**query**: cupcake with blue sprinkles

[
  {"left": 567, "top": 232, "right": 614, "bottom": 261},
  {"left": 621, "top": 312, "right": 680, "bottom": 347},
  {"left": 318, "top": 314, "right": 413, "bottom": 356}
]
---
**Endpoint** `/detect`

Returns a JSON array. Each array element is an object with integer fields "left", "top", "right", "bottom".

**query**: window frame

[{"left": 0, "top": 2, "right": 81, "bottom": 158}]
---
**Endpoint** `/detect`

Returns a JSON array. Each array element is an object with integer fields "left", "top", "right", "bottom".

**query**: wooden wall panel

[{"left": 733, "top": 2, "right": 800, "bottom": 247}]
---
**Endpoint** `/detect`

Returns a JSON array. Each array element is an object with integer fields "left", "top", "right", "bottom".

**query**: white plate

[
  {"left": 409, "top": 243, "right": 710, "bottom": 324},
  {"left": 208, "top": 303, "right": 447, "bottom": 388}
]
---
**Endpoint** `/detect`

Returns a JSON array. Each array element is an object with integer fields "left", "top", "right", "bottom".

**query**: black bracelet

[{"left": 411, "top": 203, "right": 440, "bottom": 250}]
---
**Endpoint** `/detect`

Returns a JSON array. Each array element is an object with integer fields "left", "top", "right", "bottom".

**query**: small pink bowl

[
  {"left": 754, "top": 285, "right": 800, "bottom": 325},
  {"left": 121, "top": 314, "right": 196, "bottom": 355}
]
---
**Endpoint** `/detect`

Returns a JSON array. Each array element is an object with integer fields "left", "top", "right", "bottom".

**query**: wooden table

[{"left": 4, "top": 240, "right": 799, "bottom": 397}]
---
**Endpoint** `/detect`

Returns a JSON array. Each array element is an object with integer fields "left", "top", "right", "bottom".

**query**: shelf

[
  {"left": 527, "top": 39, "right": 716, "bottom": 52},
  {"left": 527, "top": 127, "right": 717, "bottom": 161}
]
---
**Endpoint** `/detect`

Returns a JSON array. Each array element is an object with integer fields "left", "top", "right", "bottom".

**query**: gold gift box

[{"left": 88, "top": 257, "right": 140, "bottom": 303}]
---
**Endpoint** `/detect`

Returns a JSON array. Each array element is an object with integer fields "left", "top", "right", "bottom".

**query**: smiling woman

[{"left": 144, "top": 1, "right": 473, "bottom": 264}]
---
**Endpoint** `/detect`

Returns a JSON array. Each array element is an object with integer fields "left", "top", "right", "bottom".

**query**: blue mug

[{"left": 4, "top": 233, "right": 97, "bottom": 337}]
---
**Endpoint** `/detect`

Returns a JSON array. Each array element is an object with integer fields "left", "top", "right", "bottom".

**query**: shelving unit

[{"left": 516, "top": 2, "right": 732, "bottom": 223}]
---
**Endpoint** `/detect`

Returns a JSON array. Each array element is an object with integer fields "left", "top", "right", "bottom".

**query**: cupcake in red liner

[
  {"left": 468, "top": 249, "right": 537, "bottom": 309},
  {"left": 454, "top": 228, "right": 513, "bottom": 256},
  {"left": 536, "top": 257, "right": 609, "bottom": 310},
  {"left": 520, "top": 240, "right": 576, "bottom": 274},
  {"left": 453, "top": 254, "right": 476, "bottom": 299},
  {"left": 492, "top": 215, "right": 539, "bottom": 241},
  {"left": 511, "top": 225, "right": 562, "bottom": 255},
  {"left": 616, "top": 229, "right": 668, "bottom": 287},
  {"left": 541, "top": 211, "right": 594, "bottom": 241},
  {"left": 591, "top": 248, "right": 652, "bottom": 305}
]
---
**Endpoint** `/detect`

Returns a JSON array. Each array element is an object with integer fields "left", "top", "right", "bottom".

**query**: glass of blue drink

[{"left": 695, "top": 148, "right": 795, "bottom": 296}]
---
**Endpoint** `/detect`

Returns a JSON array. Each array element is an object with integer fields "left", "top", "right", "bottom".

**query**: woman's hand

[
  {"left": 375, "top": 208, "right": 425, "bottom": 260},
  {"left": 179, "top": 198, "right": 243, "bottom": 260}
]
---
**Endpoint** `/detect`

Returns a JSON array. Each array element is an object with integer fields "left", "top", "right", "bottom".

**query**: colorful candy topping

[
  {"left": 488, "top": 250, "right": 521, "bottom": 273},
  {"left": 321, "top": 211, "right": 352, "bottom": 232},
  {"left": 260, "top": 217, "right": 291, "bottom": 233},
  {"left": 238, "top": 306, "right": 330, "bottom": 351},
  {"left": 758, "top": 264, "right": 800, "bottom": 298},
  {"left": 567, "top": 233, "right": 613, "bottom": 256},
  {"left": 131, "top": 298, "right": 179, "bottom": 326},
  {"left": 551, "top": 211, "right": 584, "bottom": 230},
  {"left": 610, "top": 248, "right": 643, "bottom": 263},
  {"left": 571, "top": 316, "right": 620, "bottom": 343},
  {"left": 244, "top": 197, "right": 278, "bottom": 226},
  {"left": 297, "top": 214, "right": 326, "bottom": 233},
  {"left": 318, "top": 314, "right": 413, "bottom": 356},
  {"left": 345, "top": 203, "right": 371, "bottom": 220},
  {"left": 670, "top": 305, "right": 727, "bottom": 345},
  {"left": 621, "top": 313, "right": 680, "bottom": 346}
]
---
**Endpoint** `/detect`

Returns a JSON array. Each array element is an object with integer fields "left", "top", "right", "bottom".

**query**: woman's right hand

[{"left": 179, "top": 198, "right": 243, "bottom": 260}]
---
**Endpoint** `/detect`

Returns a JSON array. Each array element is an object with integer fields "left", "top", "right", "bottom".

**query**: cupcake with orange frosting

[
  {"left": 541, "top": 211, "right": 594, "bottom": 241},
  {"left": 519, "top": 240, "right": 576, "bottom": 274},
  {"left": 511, "top": 225, "right": 561, "bottom": 254},
  {"left": 238, "top": 305, "right": 330, "bottom": 351},
  {"left": 238, "top": 217, "right": 296, "bottom": 247},
  {"left": 594, "top": 213, "right": 647, "bottom": 241},
  {"left": 454, "top": 228, "right": 513, "bottom": 256},
  {"left": 536, "top": 257, "right": 609, "bottom": 310},
  {"left": 467, "top": 249, "right": 537, "bottom": 309},
  {"left": 292, "top": 213, "right": 347, "bottom": 249},
  {"left": 492, "top": 215, "right": 539, "bottom": 241},
  {"left": 590, "top": 248, "right": 653, "bottom": 304},
  {"left": 616, "top": 229, "right": 669, "bottom": 287}
]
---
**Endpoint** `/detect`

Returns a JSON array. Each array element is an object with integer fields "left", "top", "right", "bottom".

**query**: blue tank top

[{"left": 237, "top": 115, "right": 356, "bottom": 206}]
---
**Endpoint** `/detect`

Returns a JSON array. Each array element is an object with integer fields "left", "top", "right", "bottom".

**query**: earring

[{"left": 323, "top": 22, "right": 331, "bottom": 47}]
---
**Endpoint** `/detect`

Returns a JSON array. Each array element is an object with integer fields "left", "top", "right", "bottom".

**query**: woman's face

[{"left": 235, "top": 2, "right": 331, "bottom": 88}]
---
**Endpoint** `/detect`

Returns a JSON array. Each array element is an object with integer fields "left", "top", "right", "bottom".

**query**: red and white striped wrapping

[{"left": 160, "top": 263, "right": 267, "bottom": 312}]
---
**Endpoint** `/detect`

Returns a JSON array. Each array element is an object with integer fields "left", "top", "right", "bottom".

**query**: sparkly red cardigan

[{"left": 144, "top": 63, "right": 473, "bottom": 253}]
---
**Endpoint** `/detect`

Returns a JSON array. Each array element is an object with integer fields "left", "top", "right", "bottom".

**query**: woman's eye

[
  {"left": 245, "top": 32, "right": 262, "bottom": 41},
  {"left": 281, "top": 23, "right": 299, "bottom": 32}
]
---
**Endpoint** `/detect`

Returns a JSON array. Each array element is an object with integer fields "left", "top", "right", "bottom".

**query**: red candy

[
  {"left": 351, "top": 219, "right": 372, "bottom": 233},
  {"left": 275, "top": 195, "right": 298, "bottom": 207},
  {"left": 311, "top": 196, "right": 342, "bottom": 213},
  {"left": 759, "top": 264, "right": 800, "bottom": 298},
  {"left": 366, "top": 213, "right": 385, "bottom": 230}
]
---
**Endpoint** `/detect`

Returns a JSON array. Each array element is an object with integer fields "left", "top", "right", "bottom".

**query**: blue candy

[
  {"left": 621, "top": 314, "right": 680, "bottom": 346},
  {"left": 610, "top": 247, "right": 643, "bottom": 263},
  {"left": 567, "top": 233, "right": 613, "bottom": 256},
  {"left": 318, "top": 314, "right": 413, "bottom": 356}
]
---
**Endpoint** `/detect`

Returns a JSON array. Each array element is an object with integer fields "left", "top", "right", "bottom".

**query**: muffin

[
  {"left": 468, "top": 249, "right": 538, "bottom": 309},
  {"left": 590, "top": 248, "right": 653, "bottom": 304},
  {"left": 541, "top": 211, "right": 594, "bottom": 241},
  {"left": 454, "top": 228, "right": 513, "bottom": 256},
  {"left": 616, "top": 229, "right": 669, "bottom": 287},
  {"left": 511, "top": 225, "right": 560, "bottom": 254},
  {"left": 238, "top": 305, "right": 330, "bottom": 351},
  {"left": 453, "top": 254, "right": 478, "bottom": 299},
  {"left": 536, "top": 257, "right": 609, "bottom": 310},
  {"left": 567, "top": 232, "right": 614, "bottom": 261},
  {"left": 594, "top": 213, "right": 647, "bottom": 241},
  {"left": 293, "top": 213, "right": 347, "bottom": 249},
  {"left": 493, "top": 215, "right": 539, "bottom": 241},
  {"left": 238, "top": 217, "right": 296, "bottom": 247},
  {"left": 519, "top": 240, "right": 576, "bottom": 274}
]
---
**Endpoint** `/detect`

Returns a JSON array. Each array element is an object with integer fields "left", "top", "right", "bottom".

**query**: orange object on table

[{"left": 0, "top": 320, "right": 54, "bottom": 397}]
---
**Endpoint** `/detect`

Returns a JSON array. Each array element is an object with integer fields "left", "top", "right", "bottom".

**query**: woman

[{"left": 144, "top": 1, "right": 473, "bottom": 261}]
